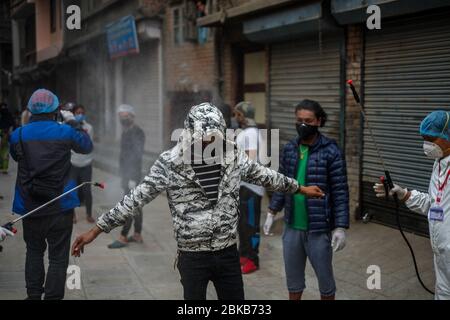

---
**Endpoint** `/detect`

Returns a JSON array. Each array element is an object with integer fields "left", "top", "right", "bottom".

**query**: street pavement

[{"left": 0, "top": 159, "right": 436, "bottom": 300}]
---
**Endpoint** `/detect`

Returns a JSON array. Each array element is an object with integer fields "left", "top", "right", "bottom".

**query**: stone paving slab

[{"left": 0, "top": 160, "right": 436, "bottom": 300}]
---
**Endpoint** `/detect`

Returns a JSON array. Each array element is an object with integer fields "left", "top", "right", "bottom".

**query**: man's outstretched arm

[
  {"left": 238, "top": 148, "right": 324, "bottom": 198},
  {"left": 72, "top": 156, "right": 169, "bottom": 256}
]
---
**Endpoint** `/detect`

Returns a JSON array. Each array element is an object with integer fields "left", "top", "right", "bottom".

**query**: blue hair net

[
  {"left": 27, "top": 89, "right": 60, "bottom": 115},
  {"left": 420, "top": 110, "right": 450, "bottom": 141}
]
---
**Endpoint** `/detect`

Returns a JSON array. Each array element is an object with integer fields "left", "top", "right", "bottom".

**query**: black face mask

[
  {"left": 120, "top": 118, "right": 133, "bottom": 127},
  {"left": 296, "top": 123, "right": 319, "bottom": 140}
]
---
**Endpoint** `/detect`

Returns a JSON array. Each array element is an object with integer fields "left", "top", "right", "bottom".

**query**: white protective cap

[{"left": 117, "top": 104, "right": 135, "bottom": 116}]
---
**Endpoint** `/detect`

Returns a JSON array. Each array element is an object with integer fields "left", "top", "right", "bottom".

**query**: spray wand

[
  {"left": 2, "top": 182, "right": 105, "bottom": 234},
  {"left": 347, "top": 80, "right": 434, "bottom": 295}
]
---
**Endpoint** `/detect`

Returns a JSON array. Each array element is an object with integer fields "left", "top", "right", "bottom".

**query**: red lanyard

[{"left": 437, "top": 161, "right": 450, "bottom": 203}]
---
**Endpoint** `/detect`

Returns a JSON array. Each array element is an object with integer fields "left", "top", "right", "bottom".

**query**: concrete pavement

[{"left": 0, "top": 160, "right": 435, "bottom": 300}]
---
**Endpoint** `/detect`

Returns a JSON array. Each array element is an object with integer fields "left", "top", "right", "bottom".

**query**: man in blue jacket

[
  {"left": 264, "top": 99, "right": 349, "bottom": 300},
  {"left": 9, "top": 89, "right": 93, "bottom": 300}
]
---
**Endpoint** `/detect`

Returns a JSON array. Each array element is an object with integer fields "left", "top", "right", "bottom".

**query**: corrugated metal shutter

[
  {"left": 362, "top": 10, "right": 450, "bottom": 235},
  {"left": 269, "top": 34, "right": 344, "bottom": 146},
  {"left": 123, "top": 42, "right": 162, "bottom": 155}
]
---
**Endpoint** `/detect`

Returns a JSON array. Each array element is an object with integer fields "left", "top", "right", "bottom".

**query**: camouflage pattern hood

[{"left": 97, "top": 103, "right": 299, "bottom": 252}]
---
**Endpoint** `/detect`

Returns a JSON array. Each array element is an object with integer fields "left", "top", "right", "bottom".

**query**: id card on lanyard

[{"left": 429, "top": 161, "right": 450, "bottom": 222}]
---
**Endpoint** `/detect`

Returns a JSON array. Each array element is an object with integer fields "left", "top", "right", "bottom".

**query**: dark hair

[
  {"left": 295, "top": 99, "right": 327, "bottom": 127},
  {"left": 73, "top": 104, "right": 85, "bottom": 113}
]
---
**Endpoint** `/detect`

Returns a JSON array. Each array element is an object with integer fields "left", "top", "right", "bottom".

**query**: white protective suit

[{"left": 405, "top": 154, "right": 450, "bottom": 300}]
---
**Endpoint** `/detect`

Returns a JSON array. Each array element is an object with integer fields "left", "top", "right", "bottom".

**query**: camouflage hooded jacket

[{"left": 97, "top": 103, "right": 299, "bottom": 252}]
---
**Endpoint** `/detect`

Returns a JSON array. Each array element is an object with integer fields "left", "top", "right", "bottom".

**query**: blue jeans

[{"left": 282, "top": 226, "right": 336, "bottom": 296}]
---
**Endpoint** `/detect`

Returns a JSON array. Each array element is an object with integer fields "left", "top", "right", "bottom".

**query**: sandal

[
  {"left": 127, "top": 236, "right": 143, "bottom": 243},
  {"left": 107, "top": 240, "right": 128, "bottom": 249}
]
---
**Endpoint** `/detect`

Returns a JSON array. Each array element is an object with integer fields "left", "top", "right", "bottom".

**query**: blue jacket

[
  {"left": 269, "top": 133, "right": 349, "bottom": 232},
  {"left": 9, "top": 115, "right": 93, "bottom": 216}
]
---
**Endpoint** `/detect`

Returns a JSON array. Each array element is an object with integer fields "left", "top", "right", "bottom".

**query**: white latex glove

[
  {"left": 0, "top": 227, "right": 14, "bottom": 242},
  {"left": 128, "top": 180, "right": 137, "bottom": 190},
  {"left": 263, "top": 212, "right": 275, "bottom": 236},
  {"left": 60, "top": 110, "right": 75, "bottom": 123},
  {"left": 373, "top": 183, "right": 408, "bottom": 200},
  {"left": 331, "top": 228, "right": 346, "bottom": 252}
]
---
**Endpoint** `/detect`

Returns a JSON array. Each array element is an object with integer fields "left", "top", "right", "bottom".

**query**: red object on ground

[
  {"left": 241, "top": 259, "right": 259, "bottom": 274},
  {"left": 240, "top": 256, "right": 249, "bottom": 266}
]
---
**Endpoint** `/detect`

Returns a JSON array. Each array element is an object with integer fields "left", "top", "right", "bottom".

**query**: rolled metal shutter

[
  {"left": 362, "top": 10, "right": 450, "bottom": 235},
  {"left": 270, "top": 34, "right": 344, "bottom": 146}
]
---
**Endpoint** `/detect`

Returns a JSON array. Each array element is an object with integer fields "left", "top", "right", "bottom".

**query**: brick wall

[
  {"left": 163, "top": 7, "right": 217, "bottom": 93},
  {"left": 162, "top": 1, "right": 247, "bottom": 140},
  {"left": 162, "top": 4, "right": 219, "bottom": 146},
  {"left": 222, "top": 41, "right": 240, "bottom": 107},
  {"left": 345, "top": 25, "right": 364, "bottom": 220}
]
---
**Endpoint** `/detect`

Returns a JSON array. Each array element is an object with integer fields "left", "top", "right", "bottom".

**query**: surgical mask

[
  {"left": 75, "top": 114, "right": 85, "bottom": 123},
  {"left": 296, "top": 123, "right": 319, "bottom": 140},
  {"left": 423, "top": 141, "right": 443, "bottom": 159}
]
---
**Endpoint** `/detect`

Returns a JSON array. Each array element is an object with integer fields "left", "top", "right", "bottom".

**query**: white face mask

[{"left": 423, "top": 141, "right": 444, "bottom": 159}]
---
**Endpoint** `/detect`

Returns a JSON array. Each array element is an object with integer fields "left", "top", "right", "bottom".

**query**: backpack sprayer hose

[{"left": 347, "top": 80, "right": 434, "bottom": 295}]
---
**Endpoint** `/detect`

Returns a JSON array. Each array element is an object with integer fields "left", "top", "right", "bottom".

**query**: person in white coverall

[{"left": 374, "top": 110, "right": 450, "bottom": 300}]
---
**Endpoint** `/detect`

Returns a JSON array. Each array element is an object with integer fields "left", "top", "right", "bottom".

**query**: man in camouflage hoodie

[{"left": 72, "top": 103, "right": 324, "bottom": 300}]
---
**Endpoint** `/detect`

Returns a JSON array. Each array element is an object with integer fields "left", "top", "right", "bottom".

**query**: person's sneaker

[
  {"left": 241, "top": 259, "right": 259, "bottom": 274},
  {"left": 240, "top": 256, "right": 249, "bottom": 266},
  {"left": 86, "top": 216, "right": 95, "bottom": 224}
]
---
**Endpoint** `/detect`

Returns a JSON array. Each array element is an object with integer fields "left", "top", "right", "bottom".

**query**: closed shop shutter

[
  {"left": 269, "top": 34, "right": 344, "bottom": 146},
  {"left": 123, "top": 42, "right": 162, "bottom": 155},
  {"left": 362, "top": 10, "right": 450, "bottom": 235}
]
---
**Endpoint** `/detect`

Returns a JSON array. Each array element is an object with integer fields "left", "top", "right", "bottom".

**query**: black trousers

[
  {"left": 120, "top": 187, "right": 143, "bottom": 237},
  {"left": 70, "top": 165, "right": 93, "bottom": 217},
  {"left": 238, "top": 187, "right": 262, "bottom": 266},
  {"left": 22, "top": 211, "right": 74, "bottom": 300},
  {"left": 177, "top": 244, "right": 244, "bottom": 300}
]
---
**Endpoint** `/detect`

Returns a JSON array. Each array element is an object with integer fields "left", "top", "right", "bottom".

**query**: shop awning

[
  {"left": 243, "top": 1, "right": 340, "bottom": 43},
  {"left": 196, "top": 0, "right": 298, "bottom": 27},
  {"left": 331, "top": 0, "right": 450, "bottom": 25}
]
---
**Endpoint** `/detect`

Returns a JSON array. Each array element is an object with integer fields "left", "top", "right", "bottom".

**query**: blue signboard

[{"left": 106, "top": 15, "right": 140, "bottom": 59}]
